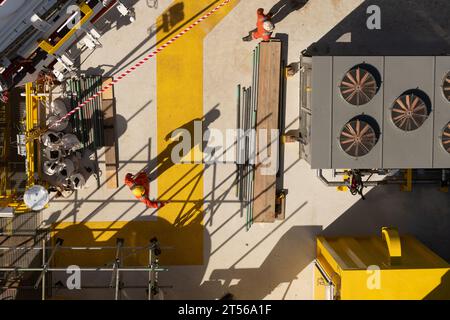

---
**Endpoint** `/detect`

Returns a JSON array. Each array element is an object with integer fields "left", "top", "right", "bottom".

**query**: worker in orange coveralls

[
  {"left": 242, "top": 8, "right": 275, "bottom": 42},
  {"left": 125, "top": 172, "right": 167, "bottom": 208}
]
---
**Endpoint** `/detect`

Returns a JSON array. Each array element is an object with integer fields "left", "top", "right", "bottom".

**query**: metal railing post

[
  {"left": 34, "top": 238, "right": 63, "bottom": 291},
  {"left": 110, "top": 238, "right": 124, "bottom": 300}
]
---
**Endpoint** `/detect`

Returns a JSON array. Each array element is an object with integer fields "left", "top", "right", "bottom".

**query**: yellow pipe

[
  {"left": 337, "top": 171, "right": 350, "bottom": 192},
  {"left": 381, "top": 227, "right": 402, "bottom": 265},
  {"left": 401, "top": 169, "right": 412, "bottom": 192},
  {"left": 0, "top": 83, "right": 41, "bottom": 212},
  {"left": 25, "top": 83, "right": 36, "bottom": 187}
]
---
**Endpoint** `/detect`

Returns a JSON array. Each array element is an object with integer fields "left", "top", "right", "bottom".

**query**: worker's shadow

[
  {"left": 269, "top": 0, "right": 309, "bottom": 24},
  {"left": 142, "top": 105, "right": 221, "bottom": 182}
]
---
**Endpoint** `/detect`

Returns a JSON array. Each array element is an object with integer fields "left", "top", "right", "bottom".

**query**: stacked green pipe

[{"left": 67, "top": 76, "right": 105, "bottom": 150}]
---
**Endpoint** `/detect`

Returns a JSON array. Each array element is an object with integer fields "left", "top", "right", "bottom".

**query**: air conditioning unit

[
  {"left": 309, "top": 56, "right": 450, "bottom": 169},
  {"left": 434, "top": 64, "right": 450, "bottom": 168}
]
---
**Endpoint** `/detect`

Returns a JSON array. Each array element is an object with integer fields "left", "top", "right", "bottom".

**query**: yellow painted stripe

[
  {"left": 51, "top": 1, "right": 238, "bottom": 267},
  {"left": 52, "top": 220, "right": 207, "bottom": 266},
  {"left": 156, "top": 0, "right": 238, "bottom": 264}
]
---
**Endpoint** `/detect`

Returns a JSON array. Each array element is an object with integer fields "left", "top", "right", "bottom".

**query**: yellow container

[{"left": 315, "top": 227, "right": 450, "bottom": 300}]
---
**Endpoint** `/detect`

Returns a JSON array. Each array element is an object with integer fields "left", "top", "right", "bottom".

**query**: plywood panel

[
  {"left": 253, "top": 41, "right": 281, "bottom": 223},
  {"left": 101, "top": 77, "right": 114, "bottom": 100}
]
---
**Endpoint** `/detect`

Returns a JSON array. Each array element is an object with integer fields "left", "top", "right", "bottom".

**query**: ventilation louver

[
  {"left": 339, "top": 65, "right": 378, "bottom": 106},
  {"left": 339, "top": 118, "right": 378, "bottom": 157}
]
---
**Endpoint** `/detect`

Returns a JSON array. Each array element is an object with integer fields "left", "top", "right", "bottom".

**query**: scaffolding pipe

[
  {"left": 0, "top": 236, "right": 169, "bottom": 300},
  {"left": 148, "top": 249, "right": 153, "bottom": 300},
  {"left": 0, "top": 267, "right": 168, "bottom": 272},
  {"left": 1, "top": 285, "right": 172, "bottom": 290},
  {"left": 0, "top": 245, "right": 171, "bottom": 250},
  {"left": 148, "top": 238, "right": 161, "bottom": 300},
  {"left": 236, "top": 84, "right": 241, "bottom": 198},
  {"left": 34, "top": 238, "right": 63, "bottom": 290},
  {"left": 148, "top": 245, "right": 155, "bottom": 300},
  {"left": 253, "top": 45, "right": 260, "bottom": 112},
  {"left": 242, "top": 87, "right": 249, "bottom": 202},
  {"left": 110, "top": 238, "right": 123, "bottom": 300},
  {"left": 316, "top": 169, "right": 441, "bottom": 187},
  {"left": 42, "top": 236, "right": 46, "bottom": 300},
  {"left": 332, "top": 169, "right": 389, "bottom": 176},
  {"left": 252, "top": 49, "right": 256, "bottom": 113},
  {"left": 238, "top": 86, "right": 245, "bottom": 202}
]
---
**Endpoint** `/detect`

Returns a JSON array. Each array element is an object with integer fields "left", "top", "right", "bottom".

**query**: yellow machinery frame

[
  {"left": 38, "top": 2, "right": 94, "bottom": 55},
  {"left": 0, "top": 83, "right": 46, "bottom": 213}
]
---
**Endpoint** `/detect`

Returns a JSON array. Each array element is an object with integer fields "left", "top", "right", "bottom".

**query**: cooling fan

[
  {"left": 391, "top": 93, "right": 429, "bottom": 132},
  {"left": 340, "top": 66, "right": 378, "bottom": 106},
  {"left": 339, "top": 118, "right": 378, "bottom": 157}
]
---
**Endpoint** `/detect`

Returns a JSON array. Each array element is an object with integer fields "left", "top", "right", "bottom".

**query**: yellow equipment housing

[{"left": 315, "top": 227, "right": 450, "bottom": 300}]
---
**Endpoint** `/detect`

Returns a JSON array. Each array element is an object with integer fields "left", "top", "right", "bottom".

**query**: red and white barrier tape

[{"left": 49, "top": 0, "right": 232, "bottom": 129}]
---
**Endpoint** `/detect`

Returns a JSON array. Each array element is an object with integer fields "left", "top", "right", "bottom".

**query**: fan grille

[
  {"left": 443, "top": 72, "right": 450, "bottom": 102},
  {"left": 442, "top": 122, "right": 450, "bottom": 154},
  {"left": 339, "top": 119, "right": 377, "bottom": 157},
  {"left": 391, "top": 94, "right": 429, "bottom": 131},
  {"left": 339, "top": 67, "right": 378, "bottom": 106}
]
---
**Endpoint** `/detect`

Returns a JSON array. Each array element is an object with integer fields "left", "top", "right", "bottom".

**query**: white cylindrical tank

[{"left": 23, "top": 184, "right": 49, "bottom": 211}]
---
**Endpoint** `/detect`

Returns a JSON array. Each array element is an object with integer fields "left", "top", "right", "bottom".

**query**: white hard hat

[{"left": 263, "top": 20, "right": 274, "bottom": 32}]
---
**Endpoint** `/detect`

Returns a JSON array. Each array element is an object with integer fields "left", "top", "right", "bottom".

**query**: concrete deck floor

[{"left": 43, "top": 0, "right": 450, "bottom": 300}]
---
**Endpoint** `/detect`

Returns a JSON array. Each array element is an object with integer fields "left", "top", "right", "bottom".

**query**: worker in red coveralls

[
  {"left": 242, "top": 8, "right": 275, "bottom": 42},
  {"left": 125, "top": 172, "right": 167, "bottom": 208}
]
